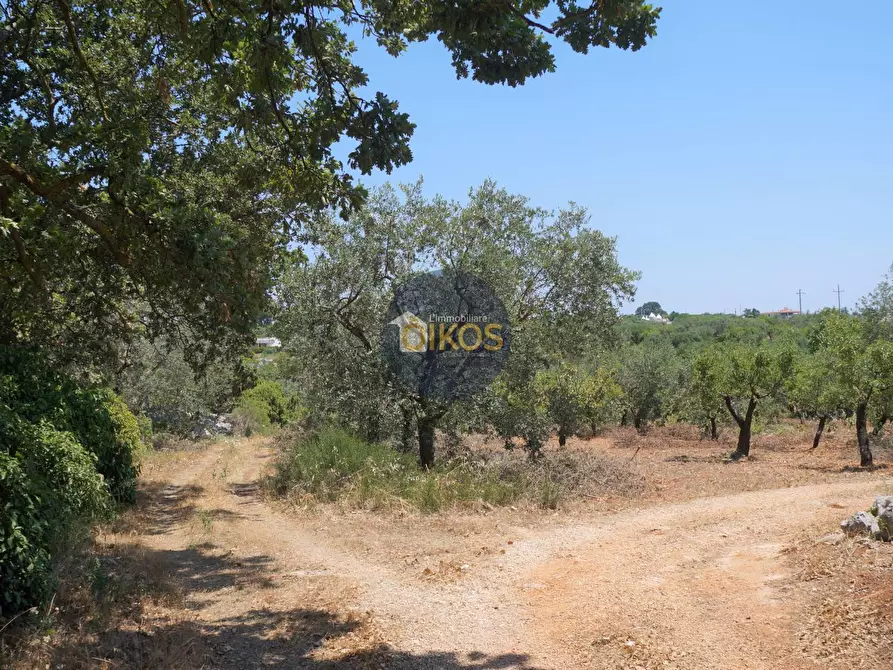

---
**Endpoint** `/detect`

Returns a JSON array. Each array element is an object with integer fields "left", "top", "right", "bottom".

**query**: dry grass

[
  {"left": 785, "top": 533, "right": 893, "bottom": 669},
  {"left": 0, "top": 535, "right": 202, "bottom": 670},
  {"left": 269, "top": 427, "right": 644, "bottom": 513},
  {"left": 582, "top": 423, "right": 892, "bottom": 507}
]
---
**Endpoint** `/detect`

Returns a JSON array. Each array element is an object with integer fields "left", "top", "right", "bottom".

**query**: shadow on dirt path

[
  {"left": 86, "top": 437, "right": 890, "bottom": 670},
  {"left": 51, "top": 538, "right": 545, "bottom": 669}
]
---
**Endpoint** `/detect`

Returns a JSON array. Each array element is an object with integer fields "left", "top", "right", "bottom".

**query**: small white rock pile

[{"left": 840, "top": 495, "right": 893, "bottom": 542}]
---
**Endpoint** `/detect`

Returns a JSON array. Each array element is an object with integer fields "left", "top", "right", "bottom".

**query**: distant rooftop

[{"left": 764, "top": 307, "right": 801, "bottom": 316}]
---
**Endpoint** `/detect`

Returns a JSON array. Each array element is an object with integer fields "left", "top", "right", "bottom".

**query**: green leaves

[
  {"left": 1, "top": 0, "right": 659, "bottom": 370},
  {"left": 616, "top": 339, "right": 680, "bottom": 432},
  {"left": 536, "top": 364, "right": 622, "bottom": 437},
  {"left": 0, "top": 347, "right": 147, "bottom": 616},
  {"left": 813, "top": 312, "right": 893, "bottom": 404},
  {"left": 279, "top": 179, "right": 636, "bottom": 460}
]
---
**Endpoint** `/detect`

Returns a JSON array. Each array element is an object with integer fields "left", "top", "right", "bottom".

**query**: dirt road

[{"left": 133, "top": 438, "right": 889, "bottom": 669}]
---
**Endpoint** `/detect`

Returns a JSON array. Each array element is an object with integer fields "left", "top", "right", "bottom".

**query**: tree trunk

[
  {"left": 558, "top": 431, "right": 567, "bottom": 447},
  {"left": 812, "top": 416, "right": 826, "bottom": 449},
  {"left": 417, "top": 415, "right": 436, "bottom": 469},
  {"left": 856, "top": 402, "right": 873, "bottom": 467},
  {"left": 724, "top": 396, "right": 757, "bottom": 459},
  {"left": 633, "top": 413, "right": 647, "bottom": 435},
  {"left": 734, "top": 400, "right": 755, "bottom": 457},
  {"left": 364, "top": 413, "right": 381, "bottom": 443},
  {"left": 710, "top": 416, "right": 718, "bottom": 441}
]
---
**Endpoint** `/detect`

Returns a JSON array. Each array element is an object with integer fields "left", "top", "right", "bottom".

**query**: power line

[{"left": 834, "top": 284, "right": 845, "bottom": 312}]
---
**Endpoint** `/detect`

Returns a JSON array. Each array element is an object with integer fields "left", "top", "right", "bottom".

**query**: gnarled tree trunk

[
  {"left": 812, "top": 415, "right": 827, "bottom": 449},
  {"left": 710, "top": 416, "right": 718, "bottom": 441},
  {"left": 856, "top": 402, "right": 873, "bottom": 467},
  {"left": 724, "top": 395, "right": 757, "bottom": 458},
  {"left": 399, "top": 407, "right": 414, "bottom": 453}
]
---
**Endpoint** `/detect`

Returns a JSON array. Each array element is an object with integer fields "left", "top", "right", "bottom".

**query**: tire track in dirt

[
  {"left": 140, "top": 439, "right": 566, "bottom": 668},
  {"left": 513, "top": 480, "right": 889, "bottom": 669},
  {"left": 138, "top": 438, "right": 889, "bottom": 669}
]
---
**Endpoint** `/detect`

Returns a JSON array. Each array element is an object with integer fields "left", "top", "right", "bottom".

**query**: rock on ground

[
  {"left": 871, "top": 495, "right": 893, "bottom": 541},
  {"left": 841, "top": 510, "right": 882, "bottom": 539}
]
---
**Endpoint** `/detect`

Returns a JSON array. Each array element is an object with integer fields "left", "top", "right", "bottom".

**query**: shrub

[
  {"left": 0, "top": 347, "right": 143, "bottom": 617},
  {"left": 0, "top": 419, "right": 110, "bottom": 617},
  {"left": 269, "top": 427, "right": 642, "bottom": 512},
  {"left": 68, "top": 390, "right": 142, "bottom": 503},
  {"left": 232, "top": 394, "right": 273, "bottom": 436},
  {"left": 0, "top": 348, "right": 141, "bottom": 503},
  {"left": 232, "top": 380, "right": 303, "bottom": 435}
]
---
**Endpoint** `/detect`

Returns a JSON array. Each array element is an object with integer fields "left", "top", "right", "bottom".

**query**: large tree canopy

[
  {"left": 279, "top": 180, "right": 638, "bottom": 465},
  {"left": 0, "top": 0, "right": 660, "bottom": 366}
]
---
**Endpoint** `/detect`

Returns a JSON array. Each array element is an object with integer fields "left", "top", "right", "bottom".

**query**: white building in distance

[{"left": 255, "top": 337, "right": 282, "bottom": 348}]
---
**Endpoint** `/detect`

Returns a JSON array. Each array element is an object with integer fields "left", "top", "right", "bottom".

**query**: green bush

[
  {"left": 0, "top": 418, "right": 110, "bottom": 617},
  {"left": 233, "top": 394, "right": 273, "bottom": 436},
  {"left": 0, "top": 349, "right": 141, "bottom": 503},
  {"left": 233, "top": 380, "right": 303, "bottom": 435},
  {"left": 0, "top": 347, "right": 143, "bottom": 617}
]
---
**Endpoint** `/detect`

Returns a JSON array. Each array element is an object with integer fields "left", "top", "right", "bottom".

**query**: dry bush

[
  {"left": 481, "top": 448, "right": 645, "bottom": 510},
  {"left": 150, "top": 431, "right": 204, "bottom": 452},
  {"left": 659, "top": 422, "right": 705, "bottom": 441}
]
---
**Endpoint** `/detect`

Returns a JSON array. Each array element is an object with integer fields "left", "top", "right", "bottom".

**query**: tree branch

[
  {"left": 54, "top": 0, "right": 109, "bottom": 121},
  {"left": 502, "top": 1, "right": 553, "bottom": 33},
  {"left": 0, "top": 158, "right": 130, "bottom": 266},
  {"left": 9, "top": 227, "right": 45, "bottom": 290},
  {"left": 335, "top": 312, "right": 372, "bottom": 352},
  {"left": 723, "top": 395, "right": 744, "bottom": 427}
]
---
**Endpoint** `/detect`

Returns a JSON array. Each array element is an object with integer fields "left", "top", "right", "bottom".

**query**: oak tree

[{"left": 1, "top": 0, "right": 660, "bottom": 367}]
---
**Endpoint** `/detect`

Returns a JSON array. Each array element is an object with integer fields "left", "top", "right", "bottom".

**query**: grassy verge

[{"left": 267, "top": 427, "right": 641, "bottom": 512}]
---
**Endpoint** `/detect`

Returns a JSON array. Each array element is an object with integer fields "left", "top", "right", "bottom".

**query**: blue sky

[{"left": 347, "top": 1, "right": 892, "bottom": 314}]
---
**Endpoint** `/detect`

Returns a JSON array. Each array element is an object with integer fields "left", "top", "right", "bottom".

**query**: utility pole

[
  {"left": 796, "top": 288, "right": 805, "bottom": 315},
  {"left": 834, "top": 284, "right": 844, "bottom": 312}
]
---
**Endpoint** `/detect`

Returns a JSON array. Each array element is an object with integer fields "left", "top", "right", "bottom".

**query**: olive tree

[
  {"left": 785, "top": 351, "right": 847, "bottom": 449},
  {"left": 812, "top": 312, "right": 893, "bottom": 466},
  {"left": 859, "top": 263, "right": 893, "bottom": 343},
  {"left": 698, "top": 341, "right": 795, "bottom": 458},
  {"left": 616, "top": 340, "right": 681, "bottom": 434},
  {"left": 536, "top": 365, "right": 622, "bottom": 446},
  {"left": 279, "top": 180, "right": 638, "bottom": 466},
  {"left": 686, "top": 351, "right": 726, "bottom": 440}
]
